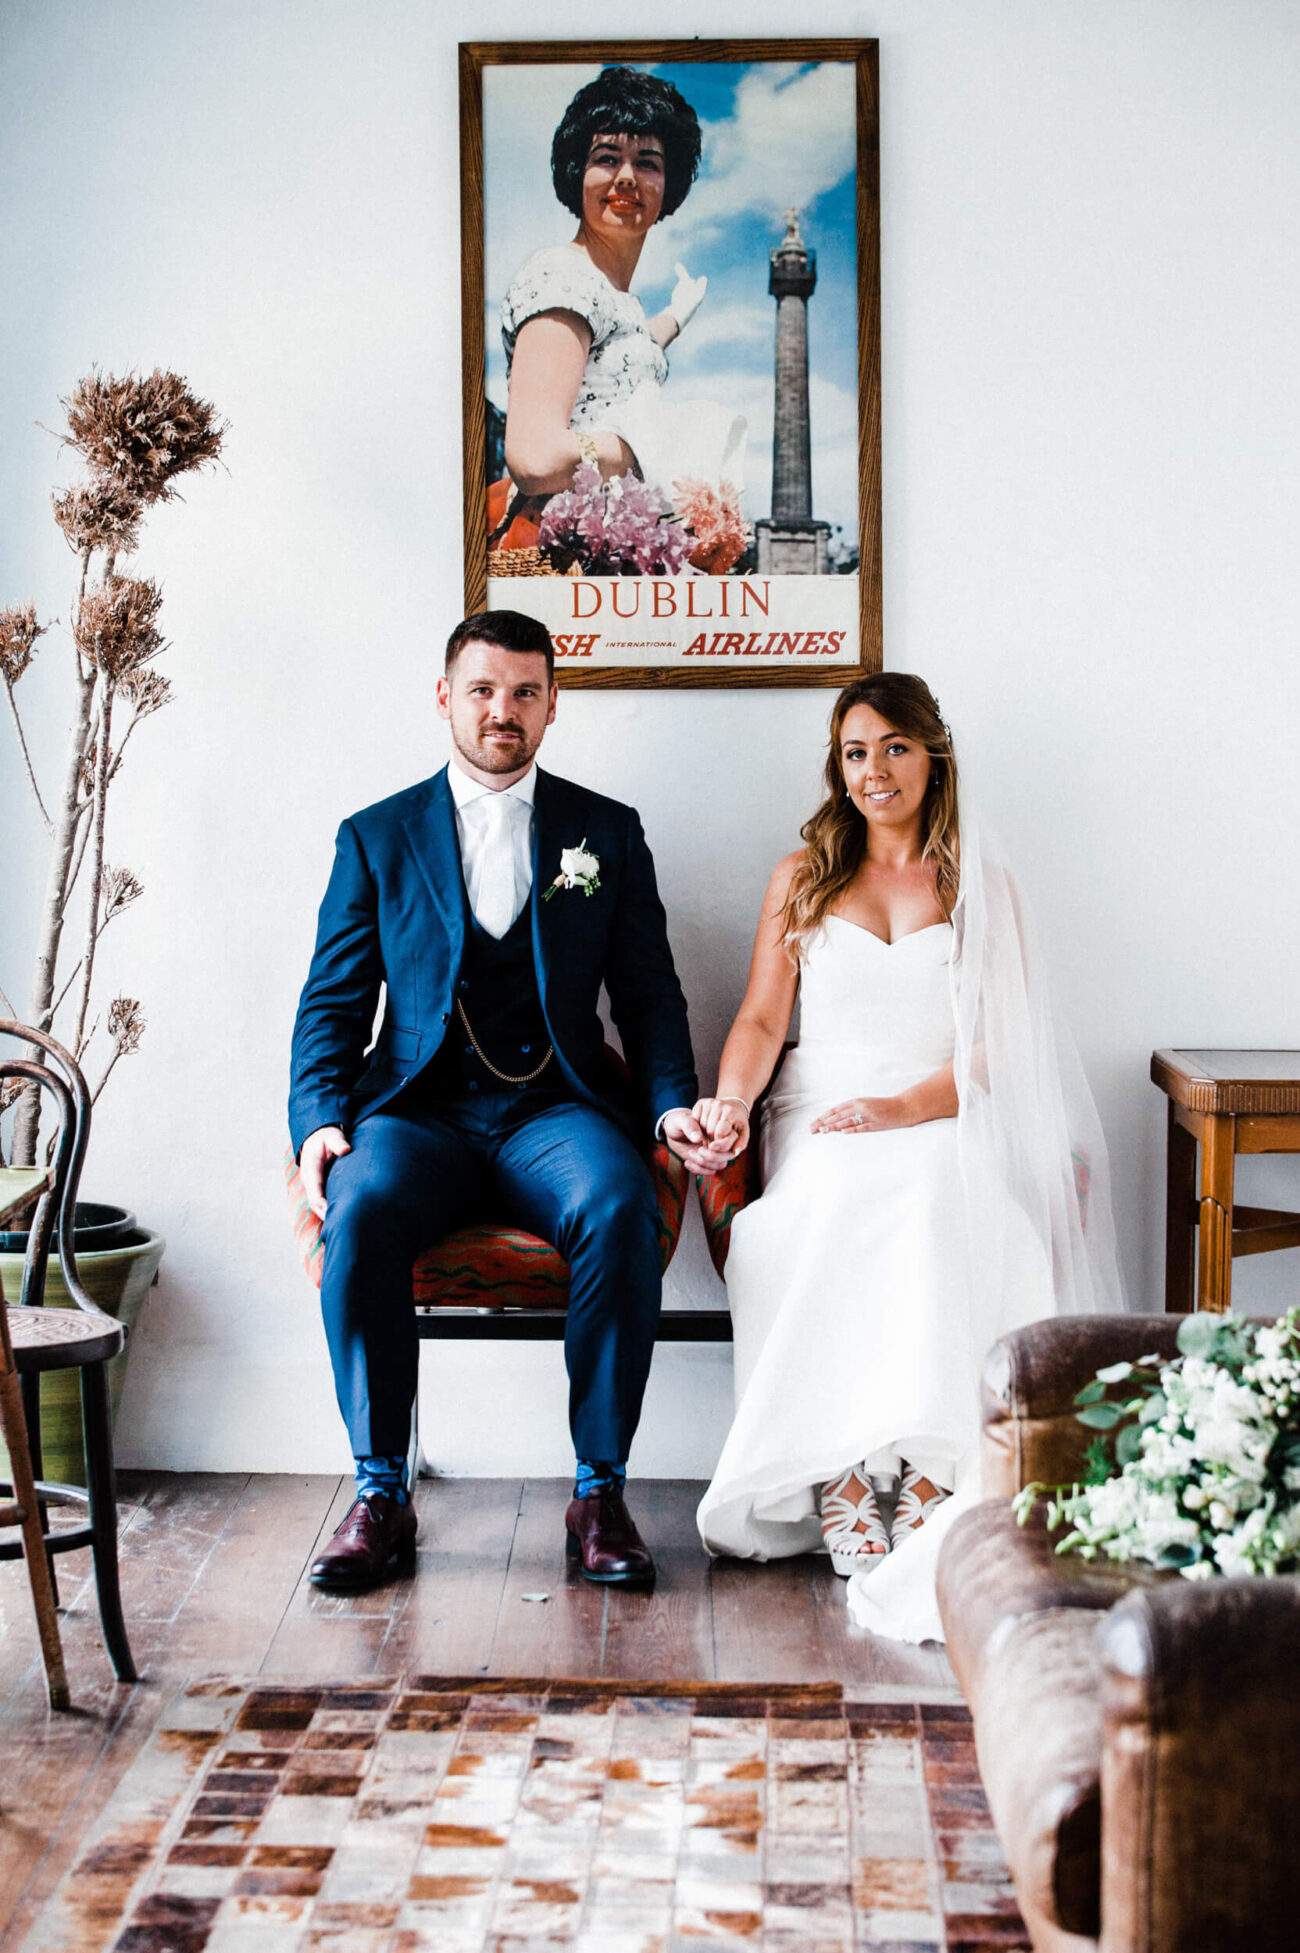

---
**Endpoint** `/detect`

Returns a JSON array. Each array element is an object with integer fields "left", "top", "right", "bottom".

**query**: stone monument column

[{"left": 756, "top": 211, "right": 830, "bottom": 576}]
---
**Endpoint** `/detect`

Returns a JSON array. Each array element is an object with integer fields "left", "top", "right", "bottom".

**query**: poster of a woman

[{"left": 461, "top": 41, "right": 880, "bottom": 687}]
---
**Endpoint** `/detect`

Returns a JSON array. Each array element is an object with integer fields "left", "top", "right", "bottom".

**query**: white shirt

[{"left": 447, "top": 758, "right": 536, "bottom": 936}]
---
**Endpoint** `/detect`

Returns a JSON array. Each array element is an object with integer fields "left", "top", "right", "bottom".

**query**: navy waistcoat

[{"left": 426, "top": 907, "right": 553, "bottom": 1096}]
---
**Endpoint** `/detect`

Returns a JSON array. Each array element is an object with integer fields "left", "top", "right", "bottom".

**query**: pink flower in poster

[
  {"left": 538, "top": 465, "right": 691, "bottom": 577},
  {"left": 672, "top": 477, "right": 751, "bottom": 575}
]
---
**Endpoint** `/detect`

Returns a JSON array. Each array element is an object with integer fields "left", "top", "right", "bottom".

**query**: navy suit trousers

[{"left": 318, "top": 1088, "right": 663, "bottom": 1463}]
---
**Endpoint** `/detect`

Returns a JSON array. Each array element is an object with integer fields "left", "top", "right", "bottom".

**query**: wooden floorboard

[
  {"left": 484, "top": 1478, "right": 608, "bottom": 1679},
  {"left": 0, "top": 1469, "right": 957, "bottom": 1949},
  {"left": 0, "top": 1472, "right": 345, "bottom": 1948},
  {"left": 599, "top": 1479, "right": 716, "bottom": 1682},
  {"left": 382, "top": 1476, "right": 521, "bottom": 1677}
]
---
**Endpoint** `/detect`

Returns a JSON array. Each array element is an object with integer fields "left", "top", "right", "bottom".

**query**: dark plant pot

[
  {"left": 0, "top": 1199, "right": 138, "bottom": 1256},
  {"left": 0, "top": 1222, "right": 164, "bottom": 1486}
]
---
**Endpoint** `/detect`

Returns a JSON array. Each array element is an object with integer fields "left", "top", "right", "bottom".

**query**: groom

[{"left": 289, "top": 609, "right": 726, "bottom": 1592}]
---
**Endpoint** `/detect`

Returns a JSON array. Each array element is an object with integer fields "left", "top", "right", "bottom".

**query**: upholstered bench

[
  {"left": 284, "top": 1105, "right": 731, "bottom": 1343},
  {"left": 693, "top": 1043, "right": 793, "bottom": 1278},
  {"left": 937, "top": 1314, "right": 1300, "bottom": 1953}
]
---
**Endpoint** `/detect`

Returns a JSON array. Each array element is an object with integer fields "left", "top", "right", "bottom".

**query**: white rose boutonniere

[{"left": 544, "top": 839, "right": 601, "bottom": 901}]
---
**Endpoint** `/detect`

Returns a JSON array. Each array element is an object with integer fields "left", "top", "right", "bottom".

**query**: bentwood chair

[
  {"left": 0, "top": 1022, "right": 137, "bottom": 1695},
  {"left": 0, "top": 1158, "right": 68, "bottom": 1708}
]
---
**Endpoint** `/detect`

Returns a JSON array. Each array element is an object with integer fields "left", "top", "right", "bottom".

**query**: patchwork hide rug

[{"left": 29, "top": 1676, "right": 1029, "bottom": 1952}]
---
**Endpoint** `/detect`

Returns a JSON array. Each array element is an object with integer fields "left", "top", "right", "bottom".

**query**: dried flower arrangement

[{"left": 1, "top": 370, "right": 225, "bottom": 1166}]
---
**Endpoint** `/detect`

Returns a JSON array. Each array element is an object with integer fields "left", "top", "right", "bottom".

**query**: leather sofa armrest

[
  {"left": 1099, "top": 1577, "right": 1300, "bottom": 1953},
  {"left": 980, "top": 1316, "right": 1182, "bottom": 1498}
]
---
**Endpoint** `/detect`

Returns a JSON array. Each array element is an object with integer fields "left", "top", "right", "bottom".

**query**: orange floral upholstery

[
  {"left": 695, "top": 1144, "right": 761, "bottom": 1280},
  {"left": 284, "top": 1109, "right": 687, "bottom": 1310},
  {"left": 694, "top": 1045, "right": 794, "bottom": 1278}
]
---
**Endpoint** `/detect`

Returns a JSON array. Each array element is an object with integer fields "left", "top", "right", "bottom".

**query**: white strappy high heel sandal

[
  {"left": 819, "top": 1465, "right": 889, "bottom": 1577},
  {"left": 889, "top": 1463, "right": 950, "bottom": 1550}
]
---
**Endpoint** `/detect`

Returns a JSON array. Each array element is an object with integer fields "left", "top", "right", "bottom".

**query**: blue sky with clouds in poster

[{"left": 482, "top": 60, "right": 858, "bottom": 540}]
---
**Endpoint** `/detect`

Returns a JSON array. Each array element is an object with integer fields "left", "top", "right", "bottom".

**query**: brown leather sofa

[{"left": 936, "top": 1314, "right": 1300, "bottom": 1953}]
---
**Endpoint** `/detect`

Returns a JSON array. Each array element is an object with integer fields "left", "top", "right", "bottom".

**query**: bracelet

[
  {"left": 574, "top": 430, "right": 599, "bottom": 470},
  {"left": 717, "top": 1095, "right": 751, "bottom": 1115}
]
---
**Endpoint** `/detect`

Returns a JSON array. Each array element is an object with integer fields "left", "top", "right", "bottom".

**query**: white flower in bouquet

[{"left": 1213, "top": 1505, "right": 1270, "bottom": 1577}]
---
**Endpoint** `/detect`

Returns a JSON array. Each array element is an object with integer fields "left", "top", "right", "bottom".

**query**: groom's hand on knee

[{"left": 301, "top": 1125, "right": 352, "bottom": 1219}]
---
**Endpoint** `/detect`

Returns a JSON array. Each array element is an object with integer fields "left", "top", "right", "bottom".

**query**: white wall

[{"left": 3, "top": 0, "right": 1299, "bottom": 1476}]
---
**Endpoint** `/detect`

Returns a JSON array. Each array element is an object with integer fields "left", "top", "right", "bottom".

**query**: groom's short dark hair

[{"left": 445, "top": 609, "right": 554, "bottom": 682}]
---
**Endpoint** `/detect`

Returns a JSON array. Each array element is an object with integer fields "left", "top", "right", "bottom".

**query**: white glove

[{"left": 667, "top": 261, "right": 707, "bottom": 333}]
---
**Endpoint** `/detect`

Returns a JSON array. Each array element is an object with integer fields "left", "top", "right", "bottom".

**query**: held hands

[
  {"left": 667, "top": 262, "right": 707, "bottom": 333},
  {"left": 811, "top": 1096, "right": 909, "bottom": 1136},
  {"left": 693, "top": 1096, "right": 750, "bottom": 1162},
  {"left": 300, "top": 1124, "right": 352, "bottom": 1220},
  {"left": 662, "top": 1105, "right": 742, "bottom": 1177}
]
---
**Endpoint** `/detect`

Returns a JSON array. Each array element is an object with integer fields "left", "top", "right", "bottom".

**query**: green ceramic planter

[{"left": 0, "top": 1226, "right": 165, "bottom": 1486}]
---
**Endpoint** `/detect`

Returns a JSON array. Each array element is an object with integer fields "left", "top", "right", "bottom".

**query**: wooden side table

[{"left": 1151, "top": 1050, "right": 1300, "bottom": 1313}]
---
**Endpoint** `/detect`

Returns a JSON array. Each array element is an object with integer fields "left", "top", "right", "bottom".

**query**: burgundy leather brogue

[
  {"left": 309, "top": 1491, "right": 417, "bottom": 1591},
  {"left": 564, "top": 1484, "right": 656, "bottom": 1587}
]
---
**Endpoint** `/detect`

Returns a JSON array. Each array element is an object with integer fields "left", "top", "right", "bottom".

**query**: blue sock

[
  {"left": 574, "top": 1458, "right": 626, "bottom": 1500},
  {"left": 355, "top": 1454, "right": 410, "bottom": 1506}
]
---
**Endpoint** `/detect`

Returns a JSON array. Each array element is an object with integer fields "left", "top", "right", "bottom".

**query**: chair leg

[
  {"left": 0, "top": 1366, "right": 69, "bottom": 1710},
  {"left": 80, "top": 1362, "right": 137, "bottom": 1685},
  {"left": 20, "top": 1370, "right": 57, "bottom": 1604}
]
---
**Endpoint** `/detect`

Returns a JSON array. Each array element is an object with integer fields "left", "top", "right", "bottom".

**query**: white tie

[{"left": 474, "top": 792, "right": 519, "bottom": 939}]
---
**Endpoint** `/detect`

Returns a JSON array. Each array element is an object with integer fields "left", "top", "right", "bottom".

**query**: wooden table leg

[
  {"left": 1165, "top": 1102, "right": 1197, "bottom": 1312},
  {"left": 1197, "top": 1113, "right": 1236, "bottom": 1314}
]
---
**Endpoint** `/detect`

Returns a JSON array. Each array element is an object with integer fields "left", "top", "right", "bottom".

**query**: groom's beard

[{"left": 452, "top": 720, "right": 542, "bottom": 776}]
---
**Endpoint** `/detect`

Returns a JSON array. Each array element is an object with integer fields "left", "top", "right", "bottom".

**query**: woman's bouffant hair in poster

[{"left": 550, "top": 66, "right": 703, "bottom": 219}]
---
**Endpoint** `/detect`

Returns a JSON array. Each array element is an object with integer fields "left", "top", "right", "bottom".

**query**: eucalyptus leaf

[
  {"left": 1139, "top": 1392, "right": 1167, "bottom": 1426},
  {"left": 1177, "top": 1313, "right": 1218, "bottom": 1359},
  {"left": 1096, "top": 1361, "right": 1134, "bottom": 1384},
  {"left": 1116, "top": 1423, "right": 1143, "bottom": 1466},
  {"left": 1075, "top": 1378, "right": 1107, "bottom": 1405},
  {"left": 1156, "top": 1540, "right": 1201, "bottom": 1569},
  {"left": 1077, "top": 1403, "right": 1123, "bottom": 1429}
]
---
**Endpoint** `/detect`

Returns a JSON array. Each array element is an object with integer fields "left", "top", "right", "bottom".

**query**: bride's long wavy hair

[{"left": 781, "top": 673, "right": 961, "bottom": 958}]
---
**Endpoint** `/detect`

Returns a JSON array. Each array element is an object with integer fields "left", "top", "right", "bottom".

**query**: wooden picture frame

[{"left": 460, "top": 40, "right": 881, "bottom": 688}]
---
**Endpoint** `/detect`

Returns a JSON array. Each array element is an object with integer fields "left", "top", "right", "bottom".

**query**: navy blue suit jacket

[{"left": 288, "top": 764, "right": 698, "bottom": 1159}]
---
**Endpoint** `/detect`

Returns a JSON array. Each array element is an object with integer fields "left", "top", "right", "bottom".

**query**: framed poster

[{"left": 460, "top": 40, "right": 880, "bottom": 688}]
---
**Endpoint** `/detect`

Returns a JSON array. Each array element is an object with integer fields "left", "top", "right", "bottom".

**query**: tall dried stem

[
  {"left": 10, "top": 579, "right": 96, "bottom": 1166},
  {"left": 2, "top": 677, "right": 51, "bottom": 829},
  {"left": 70, "top": 685, "right": 114, "bottom": 1060},
  {"left": 4, "top": 370, "right": 225, "bottom": 1167}
]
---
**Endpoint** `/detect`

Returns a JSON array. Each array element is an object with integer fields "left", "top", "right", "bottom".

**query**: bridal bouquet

[
  {"left": 537, "top": 464, "right": 690, "bottom": 577},
  {"left": 1014, "top": 1309, "right": 1300, "bottom": 1579}
]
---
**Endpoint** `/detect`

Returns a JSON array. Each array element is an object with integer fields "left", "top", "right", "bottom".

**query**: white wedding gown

[{"left": 696, "top": 913, "right": 1052, "bottom": 1643}]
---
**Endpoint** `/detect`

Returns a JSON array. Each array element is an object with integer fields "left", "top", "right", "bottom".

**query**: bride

[{"left": 694, "top": 673, "right": 1123, "bottom": 1642}]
